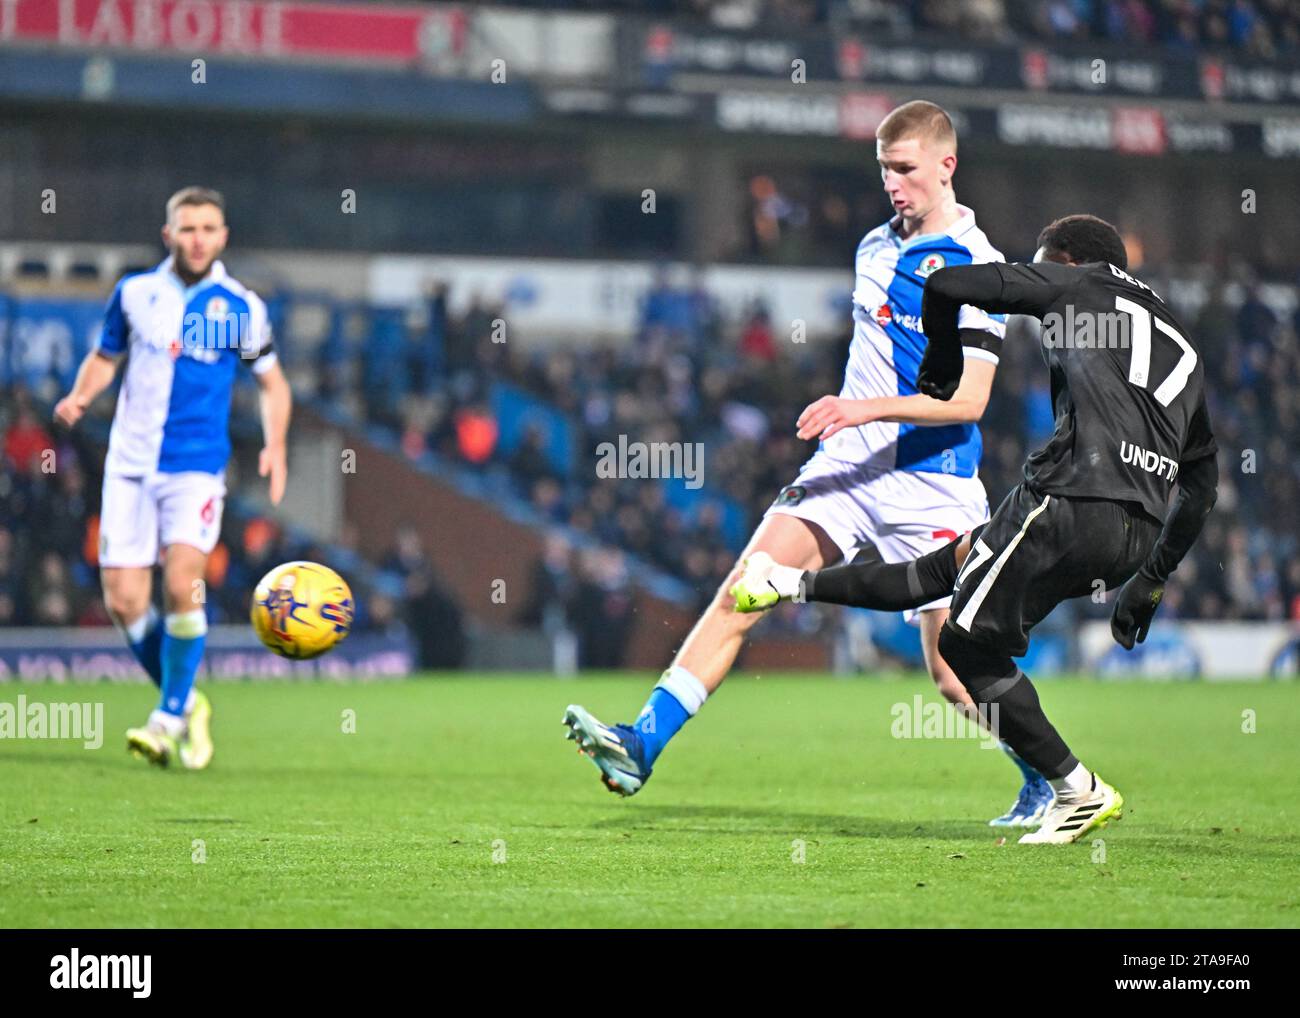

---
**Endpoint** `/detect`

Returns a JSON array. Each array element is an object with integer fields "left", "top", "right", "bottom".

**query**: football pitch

[{"left": 2, "top": 675, "right": 1296, "bottom": 928}]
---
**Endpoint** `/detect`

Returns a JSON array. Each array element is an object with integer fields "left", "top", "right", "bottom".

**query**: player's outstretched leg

[
  {"left": 565, "top": 514, "right": 838, "bottom": 795},
  {"left": 731, "top": 535, "right": 1052, "bottom": 825},
  {"left": 938, "top": 625, "right": 1123, "bottom": 844},
  {"left": 730, "top": 534, "right": 970, "bottom": 614}
]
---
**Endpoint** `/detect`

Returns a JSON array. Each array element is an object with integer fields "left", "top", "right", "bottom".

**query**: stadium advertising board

[
  {"left": 1080, "top": 622, "right": 1298, "bottom": 680},
  {"left": 625, "top": 19, "right": 1300, "bottom": 105},
  {"left": 0, "top": 0, "right": 468, "bottom": 66},
  {"left": 0, "top": 628, "right": 412, "bottom": 681}
]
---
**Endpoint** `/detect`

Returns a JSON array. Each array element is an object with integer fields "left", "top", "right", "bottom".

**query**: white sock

[
  {"left": 656, "top": 665, "right": 709, "bottom": 715},
  {"left": 164, "top": 609, "right": 208, "bottom": 639},
  {"left": 1049, "top": 762, "right": 1093, "bottom": 795},
  {"left": 768, "top": 564, "right": 805, "bottom": 600},
  {"left": 148, "top": 709, "right": 186, "bottom": 738}
]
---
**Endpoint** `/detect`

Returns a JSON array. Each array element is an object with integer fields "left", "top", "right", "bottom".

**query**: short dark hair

[
  {"left": 1036, "top": 214, "right": 1127, "bottom": 270},
  {"left": 166, "top": 186, "right": 225, "bottom": 222}
]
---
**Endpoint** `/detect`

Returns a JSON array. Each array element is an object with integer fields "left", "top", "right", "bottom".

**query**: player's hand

[
  {"left": 1110, "top": 572, "right": 1165, "bottom": 650},
  {"left": 796, "top": 397, "right": 877, "bottom": 442},
  {"left": 260, "top": 445, "right": 287, "bottom": 506},
  {"left": 53, "top": 394, "right": 88, "bottom": 428},
  {"left": 917, "top": 338, "right": 964, "bottom": 401}
]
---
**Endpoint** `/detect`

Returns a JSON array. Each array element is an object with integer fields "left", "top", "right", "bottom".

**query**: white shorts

[
  {"left": 99, "top": 471, "right": 226, "bottom": 568},
  {"left": 763, "top": 451, "right": 989, "bottom": 620}
]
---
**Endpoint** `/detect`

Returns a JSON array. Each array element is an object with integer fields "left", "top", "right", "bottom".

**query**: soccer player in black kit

[{"left": 733, "top": 215, "right": 1218, "bottom": 844}]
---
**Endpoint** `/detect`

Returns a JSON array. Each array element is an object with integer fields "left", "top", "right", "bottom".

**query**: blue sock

[
  {"left": 636, "top": 688, "right": 689, "bottom": 765},
  {"left": 1001, "top": 741, "right": 1045, "bottom": 785},
  {"left": 123, "top": 606, "right": 164, "bottom": 688},
  {"left": 159, "top": 610, "right": 207, "bottom": 718},
  {"left": 635, "top": 666, "right": 709, "bottom": 765}
]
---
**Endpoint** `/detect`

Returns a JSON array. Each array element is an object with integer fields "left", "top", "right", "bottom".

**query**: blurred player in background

[
  {"left": 53, "top": 186, "right": 291, "bottom": 769},
  {"left": 738, "top": 215, "right": 1218, "bottom": 843},
  {"left": 565, "top": 101, "right": 1053, "bottom": 824}
]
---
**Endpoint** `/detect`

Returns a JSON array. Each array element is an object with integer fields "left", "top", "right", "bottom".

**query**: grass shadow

[{"left": 588, "top": 804, "right": 986, "bottom": 840}]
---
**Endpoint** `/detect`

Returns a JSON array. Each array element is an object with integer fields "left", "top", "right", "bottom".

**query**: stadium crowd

[{"left": 457, "top": 0, "right": 1300, "bottom": 57}]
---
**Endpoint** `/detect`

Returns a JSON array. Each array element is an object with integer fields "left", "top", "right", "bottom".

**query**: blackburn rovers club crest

[
  {"left": 915, "top": 253, "right": 945, "bottom": 277},
  {"left": 205, "top": 295, "right": 229, "bottom": 319},
  {"left": 874, "top": 303, "right": 893, "bottom": 327},
  {"left": 773, "top": 484, "right": 807, "bottom": 507}
]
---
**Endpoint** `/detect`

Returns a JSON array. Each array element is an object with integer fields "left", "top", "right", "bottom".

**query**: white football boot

[{"left": 1019, "top": 773, "right": 1124, "bottom": 844}]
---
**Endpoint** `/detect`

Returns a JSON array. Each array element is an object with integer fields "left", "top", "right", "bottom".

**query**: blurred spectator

[
  {"left": 379, "top": 525, "right": 465, "bottom": 664},
  {"left": 739, "top": 307, "right": 778, "bottom": 362},
  {"left": 28, "top": 551, "right": 75, "bottom": 626},
  {"left": 520, "top": 531, "right": 579, "bottom": 634},
  {"left": 454, "top": 403, "right": 499, "bottom": 465},
  {"left": 407, "top": 563, "right": 467, "bottom": 669},
  {"left": 383, "top": 524, "right": 431, "bottom": 579},
  {"left": 4, "top": 396, "right": 53, "bottom": 477},
  {"left": 573, "top": 547, "right": 634, "bottom": 668},
  {"left": 508, "top": 424, "right": 555, "bottom": 496},
  {"left": 412, "top": 280, "right": 450, "bottom": 393}
]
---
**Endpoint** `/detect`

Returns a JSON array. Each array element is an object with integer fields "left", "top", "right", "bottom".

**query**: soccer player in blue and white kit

[
  {"left": 564, "top": 102, "right": 1053, "bottom": 825},
  {"left": 54, "top": 187, "right": 291, "bottom": 769}
]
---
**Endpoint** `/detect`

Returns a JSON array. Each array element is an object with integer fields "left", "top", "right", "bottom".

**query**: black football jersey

[{"left": 980, "top": 261, "right": 1216, "bottom": 520}]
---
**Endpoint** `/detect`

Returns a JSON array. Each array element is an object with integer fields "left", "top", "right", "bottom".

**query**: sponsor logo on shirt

[
  {"left": 1120, "top": 440, "right": 1179, "bottom": 481},
  {"left": 873, "top": 303, "right": 922, "bottom": 332}
]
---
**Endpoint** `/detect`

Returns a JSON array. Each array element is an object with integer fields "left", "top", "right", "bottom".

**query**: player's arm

[
  {"left": 918, "top": 261, "right": 1075, "bottom": 400},
  {"left": 796, "top": 356, "right": 995, "bottom": 439},
  {"left": 254, "top": 360, "right": 291, "bottom": 506},
  {"left": 54, "top": 350, "right": 120, "bottom": 427},
  {"left": 1111, "top": 402, "right": 1219, "bottom": 649},
  {"left": 54, "top": 280, "right": 129, "bottom": 427},
  {"left": 245, "top": 296, "right": 291, "bottom": 506}
]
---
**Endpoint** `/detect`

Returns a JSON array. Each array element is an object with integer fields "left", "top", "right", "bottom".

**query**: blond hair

[
  {"left": 875, "top": 101, "right": 957, "bottom": 153},
  {"left": 166, "top": 186, "right": 225, "bottom": 222}
]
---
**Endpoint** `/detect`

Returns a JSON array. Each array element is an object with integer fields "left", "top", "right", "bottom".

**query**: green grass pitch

[{"left": 2, "top": 675, "right": 1296, "bottom": 928}]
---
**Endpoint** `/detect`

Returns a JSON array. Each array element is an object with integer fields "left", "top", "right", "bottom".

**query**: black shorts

[{"left": 945, "top": 484, "right": 1162, "bottom": 657}]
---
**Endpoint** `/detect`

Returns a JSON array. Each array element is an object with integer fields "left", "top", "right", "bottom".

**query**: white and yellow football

[{"left": 251, "top": 561, "right": 355, "bottom": 660}]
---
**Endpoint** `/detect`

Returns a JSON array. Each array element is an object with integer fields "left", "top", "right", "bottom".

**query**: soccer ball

[{"left": 251, "top": 561, "right": 355, "bottom": 660}]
